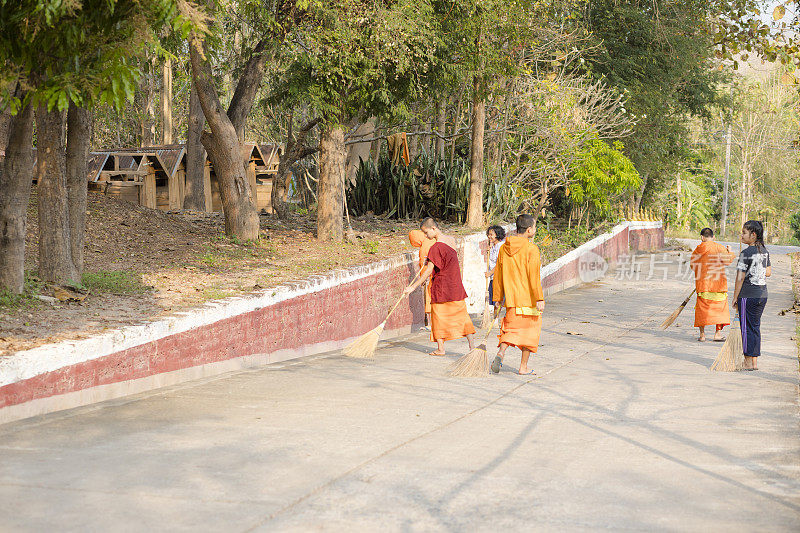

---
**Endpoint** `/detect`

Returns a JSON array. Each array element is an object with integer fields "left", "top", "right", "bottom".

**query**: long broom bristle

[
  {"left": 449, "top": 343, "right": 490, "bottom": 377},
  {"left": 710, "top": 321, "right": 743, "bottom": 371},
  {"left": 660, "top": 305, "right": 685, "bottom": 329},
  {"left": 661, "top": 288, "right": 695, "bottom": 330},
  {"left": 343, "top": 322, "right": 385, "bottom": 359}
]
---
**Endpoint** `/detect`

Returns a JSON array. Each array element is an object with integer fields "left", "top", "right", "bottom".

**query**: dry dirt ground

[{"left": 1, "top": 193, "right": 577, "bottom": 356}]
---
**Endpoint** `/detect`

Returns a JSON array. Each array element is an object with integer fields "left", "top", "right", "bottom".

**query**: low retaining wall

[
  {"left": 460, "top": 221, "right": 663, "bottom": 305},
  {"left": 1, "top": 220, "right": 662, "bottom": 424}
]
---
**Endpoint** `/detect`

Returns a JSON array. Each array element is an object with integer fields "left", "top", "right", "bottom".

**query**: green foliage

[
  {"left": 789, "top": 212, "right": 800, "bottom": 243},
  {"left": 585, "top": 0, "right": 728, "bottom": 206},
  {"left": 361, "top": 240, "right": 380, "bottom": 254},
  {"left": 347, "top": 151, "right": 470, "bottom": 222},
  {"left": 0, "top": 0, "right": 199, "bottom": 113},
  {"left": 665, "top": 173, "right": 714, "bottom": 230},
  {"left": 569, "top": 140, "right": 641, "bottom": 216},
  {"left": 0, "top": 272, "right": 43, "bottom": 309},
  {"left": 81, "top": 270, "right": 150, "bottom": 294},
  {"left": 271, "top": 0, "right": 437, "bottom": 125},
  {"left": 483, "top": 171, "right": 531, "bottom": 223}
]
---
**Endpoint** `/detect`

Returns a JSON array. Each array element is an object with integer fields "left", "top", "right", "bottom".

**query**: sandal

[
  {"left": 491, "top": 356, "right": 503, "bottom": 374},
  {"left": 428, "top": 351, "right": 446, "bottom": 357}
]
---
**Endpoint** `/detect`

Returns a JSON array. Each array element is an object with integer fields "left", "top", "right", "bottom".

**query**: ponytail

[{"left": 743, "top": 220, "right": 766, "bottom": 252}]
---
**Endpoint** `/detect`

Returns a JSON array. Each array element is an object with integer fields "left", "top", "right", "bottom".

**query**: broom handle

[
  {"left": 682, "top": 288, "right": 696, "bottom": 306},
  {"left": 482, "top": 306, "right": 502, "bottom": 340},
  {"left": 384, "top": 269, "right": 423, "bottom": 322}
]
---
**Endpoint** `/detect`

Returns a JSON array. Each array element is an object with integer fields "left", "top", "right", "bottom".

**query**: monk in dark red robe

[{"left": 405, "top": 218, "right": 475, "bottom": 355}]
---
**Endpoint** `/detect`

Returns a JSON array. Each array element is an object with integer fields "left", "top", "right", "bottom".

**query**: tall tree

[
  {"left": 273, "top": 0, "right": 437, "bottom": 240},
  {"left": 183, "top": 82, "right": 208, "bottom": 211},
  {"left": 188, "top": 0, "right": 305, "bottom": 239},
  {"left": 0, "top": 86, "right": 34, "bottom": 293},
  {"left": 432, "top": 0, "right": 557, "bottom": 227},
  {"left": 0, "top": 0, "right": 195, "bottom": 286},
  {"left": 585, "top": 0, "right": 729, "bottom": 209}
]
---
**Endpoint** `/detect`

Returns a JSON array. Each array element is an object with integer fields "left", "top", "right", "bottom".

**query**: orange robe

[
  {"left": 690, "top": 241, "right": 735, "bottom": 328},
  {"left": 431, "top": 300, "right": 475, "bottom": 342},
  {"left": 493, "top": 235, "right": 544, "bottom": 352},
  {"left": 409, "top": 230, "right": 434, "bottom": 313},
  {"left": 427, "top": 241, "right": 475, "bottom": 342}
]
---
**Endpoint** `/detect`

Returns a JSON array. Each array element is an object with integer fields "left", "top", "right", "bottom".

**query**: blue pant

[{"left": 738, "top": 297, "right": 767, "bottom": 357}]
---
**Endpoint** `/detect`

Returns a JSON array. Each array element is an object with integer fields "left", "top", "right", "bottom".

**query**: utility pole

[{"left": 721, "top": 122, "right": 731, "bottom": 237}]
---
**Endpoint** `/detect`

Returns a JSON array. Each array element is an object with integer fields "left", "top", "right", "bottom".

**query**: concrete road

[{"left": 1, "top": 252, "right": 798, "bottom": 532}]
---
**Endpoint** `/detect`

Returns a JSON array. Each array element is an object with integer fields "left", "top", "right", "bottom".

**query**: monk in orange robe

[
  {"left": 405, "top": 218, "right": 475, "bottom": 356},
  {"left": 690, "top": 227, "right": 735, "bottom": 342},
  {"left": 491, "top": 214, "right": 544, "bottom": 375},
  {"left": 408, "top": 229, "right": 434, "bottom": 329}
]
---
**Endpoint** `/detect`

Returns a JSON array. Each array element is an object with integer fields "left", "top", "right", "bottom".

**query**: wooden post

[
  {"left": 162, "top": 57, "right": 173, "bottom": 144},
  {"left": 203, "top": 162, "right": 213, "bottom": 212},
  {"left": 169, "top": 168, "right": 185, "bottom": 210},
  {"left": 247, "top": 160, "right": 257, "bottom": 205},
  {"left": 140, "top": 169, "right": 157, "bottom": 209}
]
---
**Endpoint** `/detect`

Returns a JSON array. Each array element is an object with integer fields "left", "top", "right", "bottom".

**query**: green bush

[
  {"left": 0, "top": 273, "right": 43, "bottom": 309},
  {"left": 81, "top": 270, "right": 150, "bottom": 294},
  {"left": 346, "top": 151, "right": 470, "bottom": 222}
]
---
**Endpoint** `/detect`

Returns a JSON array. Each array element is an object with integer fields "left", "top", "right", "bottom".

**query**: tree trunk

[
  {"left": 161, "top": 57, "right": 173, "bottom": 144},
  {"left": 634, "top": 173, "right": 648, "bottom": 211},
  {"left": 0, "top": 107, "right": 12, "bottom": 153},
  {"left": 272, "top": 115, "right": 320, "bottom": 220},
  {"left": 449, "top": 88, "right": 465, "bottom": 165},
  {"left": 227, "top": 39, "right": 270, "bottom": 142},
  {"left": 0, "top": 98, "right": 34, "bottom": 293},
  {"left": 466, "top": 78, "right": 485, "bottom": 228},
  {"left": 272, "top": 113, "right": 295, "bottom": 220},
  {"left": 140, "top": 55, "right": 156, "bottom": 145},
  {"left": 317, "top": 124, "right": 345, "bottom": 241},
  {"left": 435, "top": 99, "right": 446, "bottom": 159},
  {"left": 190, "top": 37, "right": 259, "bottom": 240},
  {"left": 65, "top": 104, "right": 90, "bottom": 277},
  {"left": 36, "top": 105, "right": 78, "bottom": 284},
  {"left": 740, "top": 152, "right": 748, "bottom": 227},
  {"left": 183, "top": 81, "right": 208, "bottom": 211}
]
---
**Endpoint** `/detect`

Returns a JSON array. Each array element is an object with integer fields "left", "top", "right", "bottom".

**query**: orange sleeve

[
  {"left": 528, "top": 244, "right": 544, "bottom": 302},
  {"left": 493, "top": 251, "right": 505, "bottom": 304}
]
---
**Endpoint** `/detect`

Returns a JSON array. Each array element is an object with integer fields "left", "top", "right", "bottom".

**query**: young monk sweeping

[
  {"left": 409, "top": 229, "right": 435, "bottom": 330},
  {"left": 491, "top": 214, "right": 544, "bottom": 375},
  {"left": 690, "top": 227, "right": 736, "bottom": 342},
  {"left": 404, "top": 218, "right": 476, "bottom": 356}
]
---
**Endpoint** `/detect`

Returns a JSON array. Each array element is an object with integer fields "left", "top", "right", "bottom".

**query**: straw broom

[
  {"left": 660, "top": 288, "right": 696, "bottom": 329},
  {"left": 343, "top": 272, "right": 421, "bottom": 359},
  {"left": 711, "top": 240, "right": 744, "bottom": 371},
  {"left": 479, "top": 279, "right": 493, "bottom": 330},
  {"left": 710, "top": 313, "right": 744, "bottom": 371},
  {"left": 449, "top": 309, "right": 498, "bottom": 377}
]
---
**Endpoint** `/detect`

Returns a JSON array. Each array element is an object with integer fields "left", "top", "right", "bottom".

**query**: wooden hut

[
  {"left": 88, "top": 145, "right": 190, "bottom": 211},
  {"left": 87, "top": 149, "right": 164, "bottom": 209},
  {"left": 88, "top": 142, "right": 281, "bottom": 214}
]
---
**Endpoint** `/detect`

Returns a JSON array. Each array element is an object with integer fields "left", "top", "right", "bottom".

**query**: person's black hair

[
  {"left": 421, "top": 217, "right": 438, "bottom": 229},
  {"left": 743, "top": 220, "right": 766, "bottom": 252},
  {"left": 516, "top": 214, "right": 534, "bottom": 234},
  {"left": 700, "top": 227, "right": 714, "bottom": 238},
  {"left": 487, "top": 225, "right": 506, "bottom": 241}
]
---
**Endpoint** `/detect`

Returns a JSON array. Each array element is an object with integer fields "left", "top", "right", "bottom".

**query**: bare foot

[
  {"left": 698, "top": 335, "right": 706, "bottom": 342},
  {"left": 517, "top": 367, "right": 535, "bottom": 375},
  {"left": 428, "top": 350, "right": 446, "bottom": 356},
  {"left": 713, "top": 331, "right": 725, "bottom": 342}
]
